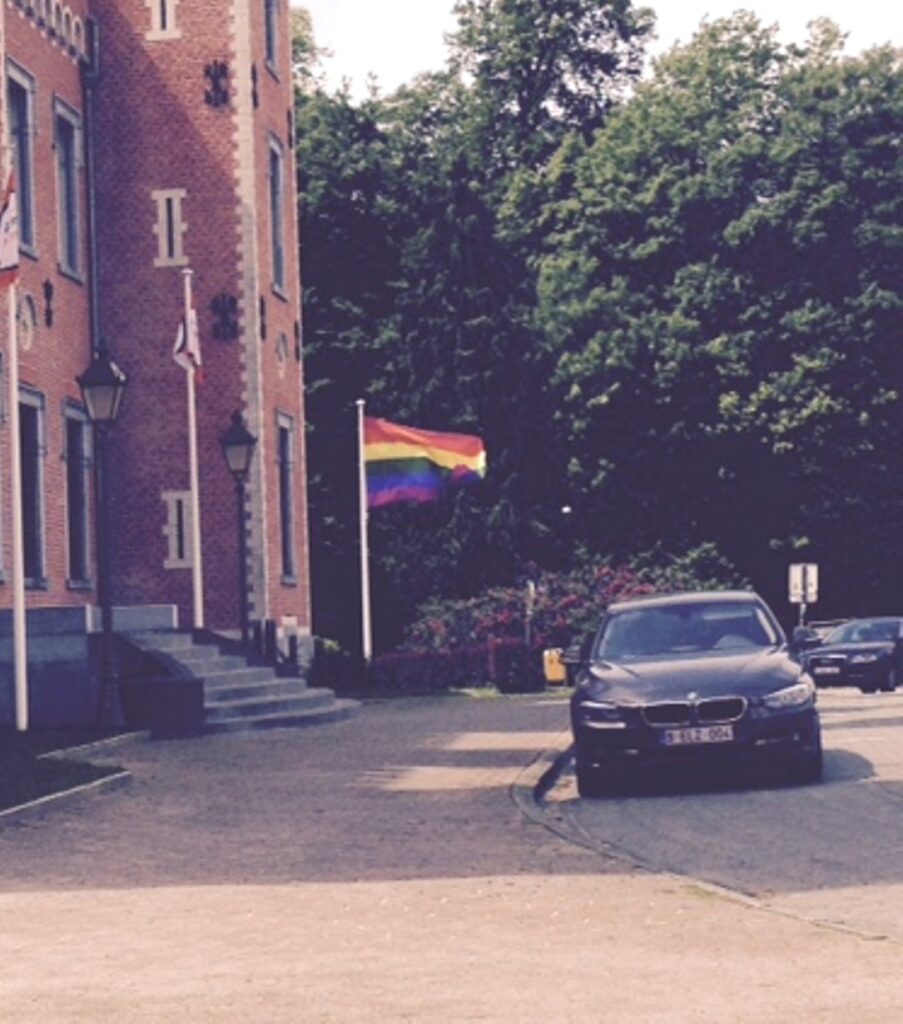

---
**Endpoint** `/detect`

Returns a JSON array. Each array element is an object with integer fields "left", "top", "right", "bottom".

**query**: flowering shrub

[{"left": 401, "top": 545, "right": 747, "bottom": 655}]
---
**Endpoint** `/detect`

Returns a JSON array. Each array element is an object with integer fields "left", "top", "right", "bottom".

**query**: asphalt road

[{"left": 555, "top": 687, "right": 903, "bottom": 941}]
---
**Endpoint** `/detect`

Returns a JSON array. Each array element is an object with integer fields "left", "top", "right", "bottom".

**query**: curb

[
  {"left": 38, "top": 730, "right": 151, "bottom": 762},
  {"left": 0, "top": 770, "right": 132, "bottom": 828},
  {"left": 510, "top": 726, "right": 574, "bottom": 826}
]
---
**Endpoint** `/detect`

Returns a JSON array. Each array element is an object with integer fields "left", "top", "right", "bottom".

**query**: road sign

[{"left": 789, "top": 563, "right": 818, "bottom": 605}]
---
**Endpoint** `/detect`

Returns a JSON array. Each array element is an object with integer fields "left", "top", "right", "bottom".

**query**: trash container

[{"left": 542, "top": 647, "right": 567, "bottom": 685}]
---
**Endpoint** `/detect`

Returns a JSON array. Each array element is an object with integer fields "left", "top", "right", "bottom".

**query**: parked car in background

[
  {"left": 803, "top": 617, "right": 903, "bottom": 693},
  {"left": 570, "top": 591, "right": 823, "bottom": 796}
]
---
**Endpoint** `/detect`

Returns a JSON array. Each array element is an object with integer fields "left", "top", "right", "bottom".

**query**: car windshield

[
  {"left": 596, "top": 601, "right": 779, "bottom": 661},
  {"left": 825, "top": 619, "right": 900, "bottom": 644}
]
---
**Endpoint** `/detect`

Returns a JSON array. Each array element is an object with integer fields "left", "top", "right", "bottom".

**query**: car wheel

[
  {"left": 880, "top": 667, "right": 897, "bottom": 693},
  {"left": 575, "top": 752, "right": 605, "bottom": 798},
  {"left": 860, "top": 684, "right": 877, "bottom": 694}
]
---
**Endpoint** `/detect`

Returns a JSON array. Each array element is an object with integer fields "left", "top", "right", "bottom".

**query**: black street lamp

[
  {"left": 220, "top": 411, "right": 257, "bottom": 644},
  {"left": 77, "top": 342, "right": 127, "bottom": 726}
]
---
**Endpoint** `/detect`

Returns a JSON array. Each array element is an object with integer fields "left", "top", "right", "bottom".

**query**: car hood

[
  {"left": 807, "top": 642, "right": 892, "bottom": 660},
  {"left": 583, "top": 648, "right": 801, "bottom": 703}
]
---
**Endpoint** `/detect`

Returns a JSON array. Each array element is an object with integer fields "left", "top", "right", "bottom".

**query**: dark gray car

[{"left": 570, "top": 591, "right": 822, "bottom": 797}]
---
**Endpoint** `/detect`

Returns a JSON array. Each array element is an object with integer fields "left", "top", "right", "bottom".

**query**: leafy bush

[
  {"left": 401, "top": 545, "right": 748, "bottom": 654},
  {"left": 311, "top": 637, "right": 545, "bottom": 695}
]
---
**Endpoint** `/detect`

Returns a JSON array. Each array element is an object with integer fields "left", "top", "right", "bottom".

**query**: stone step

[
  {"left": 203, "top": 678, "right": 306, "bottom": 704},
  {"left": 202, "top": 666, "right": 277, "bottom": 687},
  {"left": 129, "top": 632, "right": 202, "bottom": 652},
  {"left": 175, "top": 653, "right": 249, "bottom": 673},
  {"left": 205, "top": 688, "right": 338, "bottom": 723},
  {"left": 204, "top": 699, "right": 360, "bottom": 734}
]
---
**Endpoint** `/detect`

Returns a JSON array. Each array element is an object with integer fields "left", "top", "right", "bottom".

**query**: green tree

[{"left": 537, "top": 16, "right": 902, "bottom": 613}]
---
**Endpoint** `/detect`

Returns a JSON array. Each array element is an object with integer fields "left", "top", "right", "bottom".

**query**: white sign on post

[{"left": 789, "top": 563, "right": 819, "bottom": 606}]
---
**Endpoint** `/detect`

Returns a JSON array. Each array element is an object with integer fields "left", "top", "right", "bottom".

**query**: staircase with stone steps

[{"left": 126, "top": 631, "right": 358, "bottom": 734}]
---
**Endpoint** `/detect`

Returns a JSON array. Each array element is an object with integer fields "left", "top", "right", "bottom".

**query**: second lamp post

[{"left": 220, "top": 411, "right": 257, "bottom": 645}]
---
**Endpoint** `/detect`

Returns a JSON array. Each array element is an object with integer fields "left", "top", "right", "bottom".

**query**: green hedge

[{"left": 310, "top": 637, "right": 546, "bottom": 696}]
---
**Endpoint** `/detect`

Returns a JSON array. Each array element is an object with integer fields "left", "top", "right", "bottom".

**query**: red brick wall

[
  {"left": 0, "top": 0, "right": 312, "bottom": 635},
  {"left": 0, "top": 1, "right": 95, "bottom": 611},
  {"left": 88, "top": 0, "right": 310, "bottom": 633},
  {"left": 249, "top": 0, "right": 311, "bottom": 627}
]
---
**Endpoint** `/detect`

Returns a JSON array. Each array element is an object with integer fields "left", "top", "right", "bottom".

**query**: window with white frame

[
  {"left": 264, "top": 0, "right": 279, "bottom": 70},
  {"left": 54, "top": 99, "right": 82, "bottom": 277},
  {"left": 152, "top": 188, "right": 188, "bottom": 267},
  {"left": 19, "top": 389, "right": 46, "bottom": 586},
  {"left": 277, "top": 413, "right": 296, "bottom": 581},
  {"left": 162, "top": 490, "right": 192, "bottom": 569},
  {"left": 146, "top": 0, "right": 180, "bottom": 40},
  {"left": 268, "top": 137, "right": 286, "bottom": 292},
  {"left": 7, "top": 62, "right": 36, "bottom": 252},
  {"left": 65, "top": 408, "right": 91, "bottom": 585}
]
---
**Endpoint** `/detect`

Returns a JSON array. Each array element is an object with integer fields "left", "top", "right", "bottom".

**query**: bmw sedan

[
  {"left": 570, "top": 591, "right": 822, "bottom": 797},
  {"left": 804, "top": 617, "right": 903, "bottom": 693}
]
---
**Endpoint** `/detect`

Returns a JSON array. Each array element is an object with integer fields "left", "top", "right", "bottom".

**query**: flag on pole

[
  {"left": 173, "top": 308, "right": 203, "bottom": 380},
  {"left": 363, "top": 415, "right": 486, "bottom": 508},
  {"left": 0, "top": 172, "right": 19, "bottom": 287}
]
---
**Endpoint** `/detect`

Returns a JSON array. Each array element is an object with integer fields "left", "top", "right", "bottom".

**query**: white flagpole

[
  {"left": 2, "top": 115, "right": 28, "bottom": 728},
  {"left": 7, "top": 280, "right": 27, "bottom": 730},
  {"left": 182, "top": 268, "right": 204, "bottom": 630},
  {"left": 356, "top": 399, "right": 372, "bottom": 662}
]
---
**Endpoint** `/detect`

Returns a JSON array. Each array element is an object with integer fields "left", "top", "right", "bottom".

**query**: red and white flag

[
  {"left": 173, "top": 308, "right": 203, "bottom": 380},
  {"left": 0, "top": 172, "right": 19, "bottom": 287}
]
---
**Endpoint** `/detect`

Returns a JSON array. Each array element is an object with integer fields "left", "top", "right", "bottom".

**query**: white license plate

[
  {"left": 813, "top": 666, "right": 841, "bottom": 675},
  {"left": 660, "top": 725, "right": 734, "bottom": 747}
]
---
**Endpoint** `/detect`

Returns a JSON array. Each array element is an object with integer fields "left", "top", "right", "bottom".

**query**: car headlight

[
  {"left": 763, "top": 679, "right": 816, "bottom": 710},
  {"left": 849, "top": 652, "right": 881, "bottom": 664}
]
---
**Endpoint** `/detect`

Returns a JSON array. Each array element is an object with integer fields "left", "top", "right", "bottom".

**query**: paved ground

[
  {"left": 0, "top": 693, "right": 901, "bottom": 1022},
  {"left": 556, "top": 688, "right": 903, "bottom": 941}
]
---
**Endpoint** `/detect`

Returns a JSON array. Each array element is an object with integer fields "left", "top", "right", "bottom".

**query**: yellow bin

[{"left": 543, "top": 647, "right": 567, "bottom": 685}]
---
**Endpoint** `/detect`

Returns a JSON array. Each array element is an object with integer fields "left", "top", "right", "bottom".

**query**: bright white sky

[{"left": 296, "top": 0, "right": 900, "bottom": 100}]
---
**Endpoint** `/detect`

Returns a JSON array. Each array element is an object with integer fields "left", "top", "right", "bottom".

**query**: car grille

[
  {"left": 809, "top": 655, "right": 846, "bottom": 668},
  {"left": 642, "top": 697, "right": 747, "bottom": 727}
]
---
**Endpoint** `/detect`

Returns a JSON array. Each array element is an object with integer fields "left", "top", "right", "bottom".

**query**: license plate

[
  {"left": 813, "top": 666, "right": 841, "bottom": 675},
  {"left": 660, "top": 725, "right": 734, "bottom": 746}
]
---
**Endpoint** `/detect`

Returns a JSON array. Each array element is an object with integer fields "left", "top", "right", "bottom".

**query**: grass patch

[{"left": 0, "top": 729, "right": 124, "bottom": 813}]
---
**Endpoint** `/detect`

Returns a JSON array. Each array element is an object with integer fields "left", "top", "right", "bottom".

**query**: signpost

[{"left": 789, "top": 563, "right": 819, "bottom": 625}]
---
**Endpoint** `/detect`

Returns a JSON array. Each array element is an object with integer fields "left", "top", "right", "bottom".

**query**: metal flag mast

[
  {"left": 356, "top": 399, "right": 372, "bottom": 662},
  {"left": 182, "top": 267, "right": 205, "bottom": 629},
  {"left": 6, "top": 236, "right": 26, "bottom": 731}
]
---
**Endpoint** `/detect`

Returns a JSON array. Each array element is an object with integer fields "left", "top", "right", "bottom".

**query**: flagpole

[
  {"left": 7, "top": 279, "right": 27, "bottom": 730},
  {"left": 182, "top": 268, "right": 204, "bottom": 630},
  {"left": 1, "top": 131, "right": 28, "bottom": 729},
  {"left": 356, "top": 399, "right": 372, "bottom": 662}
]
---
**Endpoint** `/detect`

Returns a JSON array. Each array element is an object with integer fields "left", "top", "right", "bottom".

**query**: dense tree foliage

[
  {"left": 296, "top": 5, "right": 902, "bottom": 648},
  {"left": 537, "top": 17, "right": 902, "bottom": 614}
]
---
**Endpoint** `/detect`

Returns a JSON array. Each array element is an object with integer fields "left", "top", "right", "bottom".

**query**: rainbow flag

[{"left": 364, "top": 416, "right": 486, "bottom": 508}]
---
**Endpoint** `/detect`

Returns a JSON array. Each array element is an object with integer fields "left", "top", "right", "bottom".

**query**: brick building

[{"left": 0, "top": 0, "right": 311, "bottom": 726}]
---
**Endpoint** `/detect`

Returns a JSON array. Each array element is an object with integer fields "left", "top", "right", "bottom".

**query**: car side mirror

[
  {"left": 792, "top": 626, "right": 822, "bottom": 651},
  {"left": 562, "top": 633, "right": 594, "bottom": 666}
]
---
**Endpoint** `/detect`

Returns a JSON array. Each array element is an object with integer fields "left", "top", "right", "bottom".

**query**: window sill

[
  {"left": 67, "top": 578, "right": 94, "bottom": 591},
  {"left": 21, "top": 243, "right": 39, "bottom": 262},
  {"left": 281, "top": 574, "right": 298, "bottom": 588},
  {"left": 266, "top": 60, "right": 280, "bottom": 83},
  {"left": 25, "top": 577, "right": 49, "bottom": 591},
  {"left": 271, "top": 282, "right": 289, "bottom": 303},
  {"left": 57, "top": 263, "right": 85, "bottom": 285}
]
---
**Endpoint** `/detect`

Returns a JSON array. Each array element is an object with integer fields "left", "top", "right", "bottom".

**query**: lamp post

[
  {"left": 220, "top": 411, "right": 257, "bottom": 644},
  {"left": 77, "top": 342, "right": 127, "bottom": 725}
]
